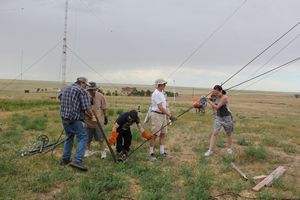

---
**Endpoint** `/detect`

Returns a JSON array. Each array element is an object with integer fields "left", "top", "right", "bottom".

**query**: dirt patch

[
  {"left": 126, "top": 177, "right": 142, "bottom": 199},
  {"left": 35, "top": 182, "right": 66, "bottom": 200},
  {"left": 0, "top": 111, "right": 14, "bottom": 120}
]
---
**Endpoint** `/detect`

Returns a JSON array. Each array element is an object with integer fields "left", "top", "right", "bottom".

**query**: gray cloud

[{"left": 0, "top": 0, "right": 299, "bottom": 92}]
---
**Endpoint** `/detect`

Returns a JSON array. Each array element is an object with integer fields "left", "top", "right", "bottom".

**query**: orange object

[
  {"left": 142, "top": 130, "right": 153, "bottom": 140},
  {"left": 109, "top": 131, "right": 118, "bottom": 145}
]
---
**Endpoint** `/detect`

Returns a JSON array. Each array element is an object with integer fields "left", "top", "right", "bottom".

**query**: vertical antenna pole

[{"left": 61, "top": 0, "right": 68, "bottom": 88}]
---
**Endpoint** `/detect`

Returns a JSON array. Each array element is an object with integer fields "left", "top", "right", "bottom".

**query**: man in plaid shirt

[{"left": 59, "top": 77, "right": 93, "bottom": 171}]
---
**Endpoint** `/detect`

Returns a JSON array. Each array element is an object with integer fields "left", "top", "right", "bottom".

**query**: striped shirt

[{"left": 60, "top": 83, "right": 91, "bottom": 120}]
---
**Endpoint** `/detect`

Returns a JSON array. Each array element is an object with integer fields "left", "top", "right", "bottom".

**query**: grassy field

[{"left": 0, "top": 80, "right": 299, "bottom": 200}]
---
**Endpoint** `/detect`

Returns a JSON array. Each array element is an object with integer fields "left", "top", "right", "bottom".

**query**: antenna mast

[{"left": 61, "top": 0, "right": 68, "bottom": 88}]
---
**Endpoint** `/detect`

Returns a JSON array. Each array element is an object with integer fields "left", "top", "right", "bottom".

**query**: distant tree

[
  {"left": 106, "top": 90, "right": 111, "bottom": 96},
  {"left": 146, "top": 89, "right": 152, "bottom": 96},
  {"left": 113, "top": 90, "right": 118, "bottom": 96},
  {"left": 98, "top": 89, "right": 104, "bottom": 95},
  {"left": 140, "top": 89, "right": 145, "bottom": 96}
]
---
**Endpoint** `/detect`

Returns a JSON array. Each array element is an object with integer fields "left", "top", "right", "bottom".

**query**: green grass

[
  {"left": 59, "top": 167, "right": 128, "bottom": 200},
  {"left": 11, "top": 113, "right": 48, "bottom": 131},
  {"left": 282, "top": 143, "right": 297, "bottom": 154},
  {"left": 262, "top": 136, "right": 279, "bottom": 146},
  {"left": 237, "top": 137, "right": 251, "bottom": 146},
  {"left": 0, "top": 99, "right": 59, "bottom": 111},
  {"left": 245, "top": 144, "right": 266, "bottom": 160},
  {"left": 182, "top": 160, "right": 213, "bottom": 200},
  {"left": 0, "top": 89, "right": 300, "bottom": 199}
]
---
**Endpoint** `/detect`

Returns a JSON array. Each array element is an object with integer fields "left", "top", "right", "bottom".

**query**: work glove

[
  {"left": 169, "top": 115, "right": 177, "bottom": 122},
  {"left": 142, "top": 130, "right": 155, "bottom": 140},
  {"left": 104, "top": 116, "right": 108, "bottom": 125},
  {"left": 92, "top": 115, "right": 97, "bottom": 122},
  {"left": 108, "top": 131, "right": 118, "bottom": 145}
]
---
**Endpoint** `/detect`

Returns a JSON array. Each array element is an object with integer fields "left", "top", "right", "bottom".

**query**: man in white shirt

[{"left": 149, "top": 78, "right": 176, "bottom": 161}]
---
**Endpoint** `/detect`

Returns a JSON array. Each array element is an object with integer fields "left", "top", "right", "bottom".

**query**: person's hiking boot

[
  {"left": 149, "top": 153, "right": 157, "bottom": 161},
  {"left": 160, "top": 152, "right": 172, "bottom": 160},
  {"left": 100, "top": 151, "right": 106, "bottom": 159},
  {"left": 117, "top": 152, "right": 125, "bottom": 162},
  {"left": 204, "top": 149, "right": 213, "bottom": 157},
  {"left": 60, "top": 158, "right": 71, "bottom": 166},
  {"left": 69, "top": 161, "right": 88, "bottom": 172},
  {"left": 227, "top": 148, "right": 233, "bottom": 155}
]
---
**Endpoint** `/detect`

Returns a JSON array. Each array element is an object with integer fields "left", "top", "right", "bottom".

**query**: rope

[
  {"left": 79, "top": 0, "right": 113, "bottom": 32},
  {"left": 167, "top": 0, "right": 248, "bottom": 79},
  {"left": 247, "top": 34, "right": 300, "bottom": 79},
  {"left": 225, "top": 56, "right": 300, "bottom": 91},
  {"left": 66, "top": 46, "right": 118, "bottom": 89},
  {"left": 51, "top": 130, "right": 65, "bottom": 163},
  {"left": 0, "top": 40, "right": 63, "bottom": 91},
  {"left": 221, "top": 22, "right": 300, "bottom": 86},
  {"left": 209, "top": 191, "right": 300, "bottom": 200}
]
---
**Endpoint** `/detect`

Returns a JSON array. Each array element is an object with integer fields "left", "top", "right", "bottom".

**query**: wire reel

[{"left": 200, "top": 96, "right": 207, "bottom": 106}]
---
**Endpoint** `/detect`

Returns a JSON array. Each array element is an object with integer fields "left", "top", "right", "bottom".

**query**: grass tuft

[{"left": 245, "top": 144, "right": 266, "bottom": 160}]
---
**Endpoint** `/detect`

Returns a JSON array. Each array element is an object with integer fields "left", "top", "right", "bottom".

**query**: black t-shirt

[{"left": 116, "top": 112, "right": 140, "bottom": 132}]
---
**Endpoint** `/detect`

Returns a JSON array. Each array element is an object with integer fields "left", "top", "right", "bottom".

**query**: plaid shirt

[{"left": 59, "top": 83, "right": 91, "bottom": 120}]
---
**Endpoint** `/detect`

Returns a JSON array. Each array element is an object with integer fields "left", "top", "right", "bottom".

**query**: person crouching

[{"left": 108, "top": 110, "right": 154, "bottom": 161}]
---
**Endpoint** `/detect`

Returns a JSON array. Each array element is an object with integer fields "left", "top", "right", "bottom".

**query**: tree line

[{"left": 100, "top": 87, "right": 178, "bottom": 97}]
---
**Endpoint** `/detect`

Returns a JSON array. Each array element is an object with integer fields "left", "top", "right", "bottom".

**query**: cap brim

[{"left": 87, "top": 87, "right": 98, "bottom": 90}]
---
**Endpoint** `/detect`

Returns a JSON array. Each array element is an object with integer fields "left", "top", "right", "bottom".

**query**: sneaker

[
  {"left": 69, "top": 161, "right": 88, "bottom": 172},
  {"left": 149, "top": 153, "right": 157, "bottom": 161},
  {"left": 60, "top": 158, "right": 71, "bottom": 166},
  {"left": 100, "top": 151, "right": 106, "bottom": 159},
  {"left": 227, "top": 148, "right": 233, "bottom": 155},
  {"left": 117, "top": 152, "right": 125, "bottom": 162},
  {"left": 84, "top": 150, "right": 93, "bottom": 157},
  {"left": 160, "top": 152, "right": 172, "bottom": 160},
  {"left": 204, "top": 150, "right": 213, "bottom": 157}
]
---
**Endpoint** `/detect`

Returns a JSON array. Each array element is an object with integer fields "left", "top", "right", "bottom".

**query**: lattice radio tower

[{"left": 61, "top": 0, "right": 68, "bottom": 88}]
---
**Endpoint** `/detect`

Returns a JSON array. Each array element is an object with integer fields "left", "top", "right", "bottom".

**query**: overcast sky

[{"left": 0, "top": 0, "right": 299, "bottom": 92}]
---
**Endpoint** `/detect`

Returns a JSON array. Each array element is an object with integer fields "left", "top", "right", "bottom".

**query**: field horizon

[{"left": 0, "top": 78, "right": 299, "bottom": 199}]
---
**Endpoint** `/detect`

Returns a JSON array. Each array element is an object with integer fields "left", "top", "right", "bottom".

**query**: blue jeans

[{"left": 62, "top": 120, "right": 88, "bottom": 163}]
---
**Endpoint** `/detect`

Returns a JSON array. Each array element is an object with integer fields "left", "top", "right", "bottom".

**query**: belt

[
  {"left": 61, "top": 117, "right": 76, "bottom": 123},
  {"left": 151, "top": 110, "right": 165, "bottom": 115}
]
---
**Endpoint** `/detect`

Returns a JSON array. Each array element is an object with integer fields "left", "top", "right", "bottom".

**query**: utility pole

[
  {"left": 61, "top": 0, "right": 68, "bottom": 88},
  {"left": 173, "top": 79, "right": 176, "bottom": 102},
  {"left": 20, "top": 49, "right": 23, "bottom": 80},
  {"left": 192, "top": 88, "right": 194, "bottom": 99},
  {"left": 20, "top": 8, "right": 24, "bottom": 80}
]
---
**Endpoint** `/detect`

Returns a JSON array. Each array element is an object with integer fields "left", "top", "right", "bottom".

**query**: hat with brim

[
  {"left": 76, "top": 77, "right": 90, "bottom": 86},
  {"left": 155, "top": 78, "right": 167, "bottom": 87},
  {"left": 87, "top": 82, "right": 98, "bottom": 90}
]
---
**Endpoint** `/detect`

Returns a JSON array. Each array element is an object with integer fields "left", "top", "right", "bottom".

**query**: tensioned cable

[
  {"left": 79, "top": 0, "right": 113, "bottom": 32},
  {"left": 67, "top": 46, "right": 118, "bottom": 88},
  {"left": 232, "top": 63, "right": 294, "bottom": 94},
  {"left": 128, "top": 57, "right": 300, "bottom": 158},
  {"left": 232, "top": 34, "right": 300, "bottom": 93},
  {"left": 221, "top": 22, "right": 300, "bottom": 86},
  {"left": 166, "top": 0, "right": 248, "bottom": 79},
  {"left": 225, "top": 56, "right": 300, "bottom": 91},
  {"left": 0, "top": 40, "right": 63, "bottom": 91},
  {"left": 67, "top": 1, "right": 79, "bottom": 77},
  {"left": 248, "top": 34, "right": 300, "bottom": 79}
]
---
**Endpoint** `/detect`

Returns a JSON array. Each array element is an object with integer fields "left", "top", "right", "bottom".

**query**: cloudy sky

[{"left": 0, "top": 0, "right": 299, "bottom": 92}]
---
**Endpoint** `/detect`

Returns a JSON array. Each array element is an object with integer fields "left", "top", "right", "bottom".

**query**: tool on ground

[
  {"left": 231, "top": 162, "right": 248, "bottom": 181},
  {"left": 20, "top": 133, "right": 65, "bottom": 157}
]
